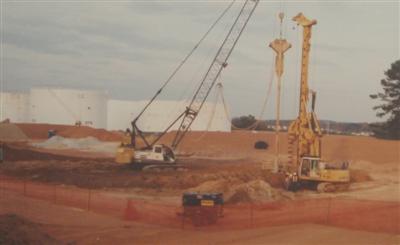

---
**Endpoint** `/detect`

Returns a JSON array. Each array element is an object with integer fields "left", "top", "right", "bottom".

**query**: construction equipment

[
  {"left": 116, "top": 0, "right": 259, "bottom": 170},
  {"left": 284, "top": 13, "right": 350, "bottom": 192},
  {"left": 181, "top": 192, "right": 224, "bottom": 226}
]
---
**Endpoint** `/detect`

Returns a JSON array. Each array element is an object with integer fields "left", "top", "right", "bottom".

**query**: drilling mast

[{"left": 287, "top": 13, "right": 322, "bottom": 170}]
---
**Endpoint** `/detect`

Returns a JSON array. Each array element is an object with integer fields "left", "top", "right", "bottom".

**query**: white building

[
  {"left": 1, "top": 87, "right": 231, "bottom": 132},
  {"left": 29, "top": 88, "right": 108, "bottom": 129},
  {"left": 0, "top": 92, "right": 30, "bottom": 123},
  {"left": 107, "top": 99, "right": 230, "bottom": 132}
]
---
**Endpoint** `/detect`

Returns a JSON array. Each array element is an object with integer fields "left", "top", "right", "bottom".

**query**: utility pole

[{"left": 269, "top": 12, "right": 291, "bottom": 173}]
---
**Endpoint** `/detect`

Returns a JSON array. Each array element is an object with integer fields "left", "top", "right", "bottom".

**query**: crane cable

[
  {"left": 191, "top": 83, "right": 221, "bottom": 142},
  {"left": 134, "top": 0, "right": 237, "bottom": 122},
  {"left": 218, "top": 57, "right": 275, "bottom": 131}
]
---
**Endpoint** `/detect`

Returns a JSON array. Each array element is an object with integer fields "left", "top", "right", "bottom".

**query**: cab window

[{"left": 154, "top": 147, "right": 162, "bottom": 153}]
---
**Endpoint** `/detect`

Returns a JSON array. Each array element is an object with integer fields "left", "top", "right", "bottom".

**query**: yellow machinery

[{"left": 284, "top": 13, "right": 350, "bottom": 192}]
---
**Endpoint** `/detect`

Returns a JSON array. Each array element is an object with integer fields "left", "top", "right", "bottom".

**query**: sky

[{"left": 1, "top": 0, "right": 399, "bottom": 123}]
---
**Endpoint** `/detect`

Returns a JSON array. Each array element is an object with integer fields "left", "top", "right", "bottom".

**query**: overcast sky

[{"left": 1, "top": 0, "right": 399, "bottom": 123}]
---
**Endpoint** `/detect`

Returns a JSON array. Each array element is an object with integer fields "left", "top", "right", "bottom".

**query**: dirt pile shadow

[{"left": 0, "top": 214, "right": 61, "bottom": 245}]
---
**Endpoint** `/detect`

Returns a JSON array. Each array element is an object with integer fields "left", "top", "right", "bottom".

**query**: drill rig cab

[{"left": 285, "top": 156, "right": 350, "bottom": 192}]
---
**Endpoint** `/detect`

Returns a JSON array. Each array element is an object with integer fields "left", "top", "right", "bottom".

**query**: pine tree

[{"left": 369, "top": 60, "right": 400, "bottom": 139}]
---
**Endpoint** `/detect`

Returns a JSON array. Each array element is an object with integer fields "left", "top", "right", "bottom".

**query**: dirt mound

[
  {"left": 226, "top": 180, "right": 275, "bottom": 204},
  {"left": 158, "top": 131, "right": 399, "bottom": 163},
  {"left": 58, "top": 126, "right": 122, "bottom": 141},
  {"left": 0, "top": 214, "right": 60, "bottom": 245},
  {"left": 0, "top": 123, "right": 28, "bottom": 141},
  {"left": 32, "top": 136, "right": 119, "bottom": 154},
  {"left": 350, "top": 169, "right": 372, "bottom": 183},
  {"left": 2, "top": 143, "right": 101, "bottom": 161},
  {"left": 188, "top": 179, "right": 293, "bottom": 204},
  {"left": 16, "top": 123, "right": 122, "bottom": 141}
]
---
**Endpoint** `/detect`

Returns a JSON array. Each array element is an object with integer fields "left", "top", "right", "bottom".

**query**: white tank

[
  {"left": 0, "top": 92, "right": 30, "bottom": 123},
  {"left": 107, "top": 99, "right": 231, "bottom": 132},
  {"left": 30, "top": 88, "right": 108, "bottom": 128}
]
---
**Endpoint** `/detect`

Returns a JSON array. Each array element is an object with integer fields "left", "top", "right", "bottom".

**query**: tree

[
  {"left": 369, "top": 60, "right": 400, "bottom": 139},
  {"left": 231, "top": 115, "right": 256, "bottom": 129}
]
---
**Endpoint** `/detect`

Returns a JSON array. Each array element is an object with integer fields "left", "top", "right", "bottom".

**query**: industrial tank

[
  {"left": 0, "top": 92, "right": 30, "bottom": 123},
  {"left": 30, "top": 88, "right": 108, "bottom": 128},
  {"left": 107, "top": 99, "right": 231, "bottom": 132}
]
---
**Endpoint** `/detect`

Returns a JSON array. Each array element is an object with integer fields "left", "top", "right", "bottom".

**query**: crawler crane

[
  {"left": 116, "top": 0, "right": 259, "bottom": 170},
  {"left": 284, "top": 13, "right": 350, "bottom": 192}
]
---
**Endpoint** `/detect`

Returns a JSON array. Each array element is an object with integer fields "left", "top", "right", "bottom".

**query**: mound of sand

[
  {"left": 0, "top": 123, "right": 28, "bottom": 141},
  {"left": 2, "top": 143, "right": 99, "bottom": 161},
  {"left": 58, "top": 126, "right": 122, "bottom": 141},
  {"left": 16, "top": 123, "right": 122, "bottom": 141},
  {"left": 188, "top": 179, "right": 294, "bottom": 204},
  {"left": 32, "top": 136, "right": 119, "bottom": 154},
  {"left": 0, "top": 214, "right": 59, "bottom": 245}
]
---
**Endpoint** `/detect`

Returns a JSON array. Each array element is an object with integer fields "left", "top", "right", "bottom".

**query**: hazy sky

[{"left": 1, "top": 0, "right": 399, "bottom": 123}]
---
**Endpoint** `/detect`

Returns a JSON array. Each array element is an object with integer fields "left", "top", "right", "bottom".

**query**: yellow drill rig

[{"left": 284, "top": 13, "right": 350, "bottom": 192}]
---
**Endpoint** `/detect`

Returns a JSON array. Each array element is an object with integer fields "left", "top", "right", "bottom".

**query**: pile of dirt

[
  {"left": 0, "top": 214, "right": 60, "bottom": 245},
  {"left": 350, "top": 169, "right": 372, "bottom": 183},
  {"left": 2, "top": 143, "right": 100, "bottom": 161},
  {"left": 32, "top": 136, "right": 119, "bottom": 154},
  {"left": 158, "top": 131, "right": 399, "bottom": 163},
  {"left": 16, "top": 123, "right": 122, "bottom": 141},
  {"left": 58, "top": 126, "right": 122, "bottom": 141},
  {"left": 188, "top": 179, "right": 293, "bottom": 204},
  {"left": 0, "top": 123, "right": 29, "bottom": 141}
]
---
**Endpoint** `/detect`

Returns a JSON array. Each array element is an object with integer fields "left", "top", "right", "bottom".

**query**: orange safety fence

[{"left": 0, "top": 175, "right": 399, "bottom": 234}]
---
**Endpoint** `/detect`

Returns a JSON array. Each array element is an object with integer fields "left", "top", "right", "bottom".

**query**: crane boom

[{"left": 171, "top": 0, "right": 259, "bottom": 149}]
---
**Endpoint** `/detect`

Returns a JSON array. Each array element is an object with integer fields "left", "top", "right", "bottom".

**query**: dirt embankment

[
  {"left": 0, "top": 123, "right": 29, "bottom": 141},
  {"left": 158, "top": 131, "right": 399, "bottom": 163},
  {"left": 0, "top": 214, "right": 60, "bottom": 245},
  {"left": 2, "top": 143, "right": 110, "bottom": 161},
  {"left": 16, "top": 123, "right": 123, "bottom": 141},
  {"left": 0, "top": 158, "right": 285, "bottom": 190}
]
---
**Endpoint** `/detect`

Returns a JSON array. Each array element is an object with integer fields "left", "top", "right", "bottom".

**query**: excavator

[
  {"left": 116, "top": 0, "right": 259, "bottom": 170},
  {"left": 284, "top": 13, "right": 350, "bottom": 192}
]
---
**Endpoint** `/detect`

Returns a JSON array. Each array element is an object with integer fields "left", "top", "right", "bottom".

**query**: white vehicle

[{"left": 134, "top": 144, "right": 175, "bottom": 164}]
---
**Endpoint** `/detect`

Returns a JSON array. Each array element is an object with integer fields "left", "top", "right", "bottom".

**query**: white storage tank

[
  {"left": 107, "top": 99, "right": 231, "bottom": 132},
  {"left": 30, "top": 87, "right": 108, "bottom": 128},
  {"left": 0, "top": 92, "right": 30, "bottom": 123}
]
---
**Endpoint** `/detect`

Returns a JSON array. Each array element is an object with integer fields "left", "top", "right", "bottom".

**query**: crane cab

[{"left": 135, "top": 144, "right": 176, "bottom": 164}]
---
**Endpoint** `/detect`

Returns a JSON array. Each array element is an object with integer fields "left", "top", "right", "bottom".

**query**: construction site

[{"left": 1, "top": 1, "right": 399, "bottom": 244}]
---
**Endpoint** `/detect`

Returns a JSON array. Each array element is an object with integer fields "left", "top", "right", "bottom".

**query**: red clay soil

[
  {"left": 16, "top": 123, "right": 123, "bottom": 141},
  {"left": 0, "top": 213, "right": 60, "bottom": 245},
  {"left": 2, "top": 143, "right": 107, "bottom": 162},
  {"left": 159, "top": 131, "right": 400, "bottom": 163}
]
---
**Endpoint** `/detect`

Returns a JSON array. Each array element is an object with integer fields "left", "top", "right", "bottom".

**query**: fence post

[
  {"left": 0, "top": 175, "right": 2, "bottom": 198},
  {"left": 53, "top": 185, "right": 57, "bottom": 204},
  {"left": 23, "top": 179, "right": 27, "bottom": 196},
  {"left": 87, "top": 189, "right": 92, "bottom": 211},
  {"left": 326, "top": 197, "right": 332, "bottom": 224},
  {"left": 250, "top": 203, "right": 254, "bottom": 228},
  {"left": 181, "top": 207, "right": 185, "bottom": 230}
]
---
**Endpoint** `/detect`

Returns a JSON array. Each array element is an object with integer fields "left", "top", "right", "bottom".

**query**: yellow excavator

[{"left": 284, "top": 13, "right": 350, "bottom": 192}]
